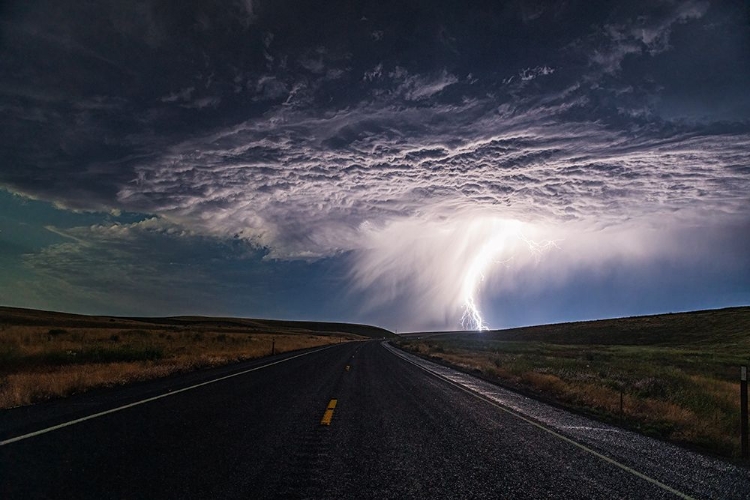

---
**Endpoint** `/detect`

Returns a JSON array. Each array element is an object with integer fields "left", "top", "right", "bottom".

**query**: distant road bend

[{"left": 1, "top": 340, "right": 748, "bottom": 499}]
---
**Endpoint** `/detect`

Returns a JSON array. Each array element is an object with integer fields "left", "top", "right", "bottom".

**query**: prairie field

[
  {"left": 0, "top": 307, "right": 386, "bottom": 409},
  {"left": 397, "top": 307, "right": 750, "bottom": 458}
]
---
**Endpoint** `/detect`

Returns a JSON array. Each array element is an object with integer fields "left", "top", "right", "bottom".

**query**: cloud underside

[
  {"left": 116, "top": 92, "right": 750, "bottom": 260},
  {"left": 2, "top": 0, "right": 749, "bottom": 328},
  {"left": 110, "top": 90, "right": 748, "bottom": 329}
]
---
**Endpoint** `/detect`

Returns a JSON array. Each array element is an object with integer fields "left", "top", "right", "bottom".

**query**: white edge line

[
  {"left": 1, "top": 343, "right": 339, "bottom": 446},
  {"left": 383, "top": 342, "right": 696, "bottom": 500}
]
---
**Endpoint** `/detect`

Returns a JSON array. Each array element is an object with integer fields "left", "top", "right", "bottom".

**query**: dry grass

[
  {"left": 0, "top": 322, "right": 359, "bottom": 409},
  {"left": 397, "top": 309, "right": 750, "bottom": 458}
]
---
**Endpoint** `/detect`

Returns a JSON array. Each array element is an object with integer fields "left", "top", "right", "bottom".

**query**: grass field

[
  {"left": 0, "top": 307, "right": 393, "bottom": 409},
  {"left": 396, "top": 307, "right": 750, "bottom": 458}
]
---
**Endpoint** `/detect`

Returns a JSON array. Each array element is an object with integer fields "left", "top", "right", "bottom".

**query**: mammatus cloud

[{"left": 117, "top": 90, "right": 750, "bottom": 253}]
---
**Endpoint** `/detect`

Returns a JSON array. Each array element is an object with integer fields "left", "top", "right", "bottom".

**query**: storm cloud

[{"left": 1, "top": 0, "right": 748, "bottom": 329}]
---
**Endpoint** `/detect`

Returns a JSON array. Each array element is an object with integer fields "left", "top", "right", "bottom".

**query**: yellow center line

[
  {"left": 1, "top": 343, "right": 341, "bottom": 447},
  {"left": 320, "top": 398, "right": 337, "bottom": 425},
  {"left": 320, "top": 409, "right": 334, "bottom": 425}
]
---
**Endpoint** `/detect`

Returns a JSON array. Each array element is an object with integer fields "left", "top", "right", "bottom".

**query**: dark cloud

[{"left": 0, "top": 0, "right": 748, "bottom": 327}]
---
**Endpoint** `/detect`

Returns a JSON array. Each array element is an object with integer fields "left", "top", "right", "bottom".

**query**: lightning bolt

[{"left": 459, "top": 221, "right": 558, "bottom": 331}]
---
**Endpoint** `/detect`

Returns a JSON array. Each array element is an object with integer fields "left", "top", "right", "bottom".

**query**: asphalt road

[{"left": 1, "top": 340, "right": 748, "bottom": 499}]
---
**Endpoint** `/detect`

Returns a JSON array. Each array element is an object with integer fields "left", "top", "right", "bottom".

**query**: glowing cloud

[
  {"left": 459, "top": 220, "right": 558, "bottom": 330},
  {"left": 353, "top": 214, "right": 561, "bottom": 331}
]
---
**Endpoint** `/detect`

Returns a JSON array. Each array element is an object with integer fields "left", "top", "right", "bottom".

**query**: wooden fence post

[{"left": 742, "top": 365, "right": 748, "bottom": 459}]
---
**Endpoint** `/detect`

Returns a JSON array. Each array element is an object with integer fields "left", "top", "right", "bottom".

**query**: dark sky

[{"left": 0, "top": 0, "right": 748, "bottom": 331}]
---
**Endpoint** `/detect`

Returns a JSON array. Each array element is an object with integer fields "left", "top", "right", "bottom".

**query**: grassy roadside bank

[
  {"left": 396, "top": 307, "right": 750, "bottom": 459},
  {"left": 0, "top": 307, "right": 390, "bottom": 409}
]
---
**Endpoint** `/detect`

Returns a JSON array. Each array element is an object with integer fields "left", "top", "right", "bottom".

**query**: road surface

[{"left": 1, "top": 340, "right": 748, "bottom": 499}]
